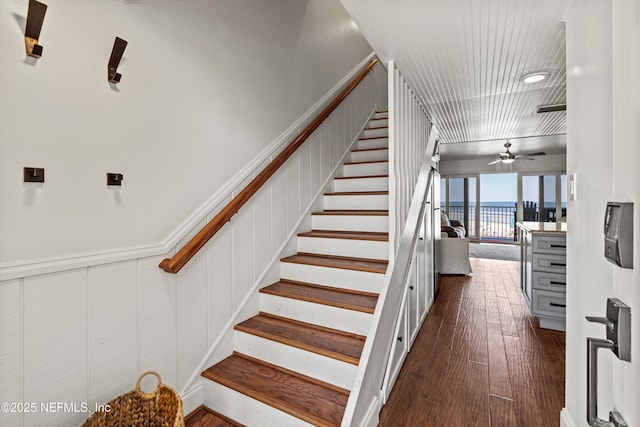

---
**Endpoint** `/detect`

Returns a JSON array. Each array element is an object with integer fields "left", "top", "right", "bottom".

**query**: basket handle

[{"left": 135, "top": 371, "right": 163, "bottom": 399}]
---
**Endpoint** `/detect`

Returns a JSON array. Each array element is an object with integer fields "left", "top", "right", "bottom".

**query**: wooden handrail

[{"left": 159, "top": 58, "right": 379, "bottom": 273}]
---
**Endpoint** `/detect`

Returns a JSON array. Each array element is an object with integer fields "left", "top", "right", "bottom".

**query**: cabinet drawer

[
  {"left": 532, "top": 289, "right": 566, "bottom": 318},
  {"left": 533, "top": 236, "right": 566, "bottom": 255},
  {"left": 532, "top": 271, "right": 567, "bottom": 292},
  {"left": 533, "top": 253, "right": 566, "bottom": 274}
]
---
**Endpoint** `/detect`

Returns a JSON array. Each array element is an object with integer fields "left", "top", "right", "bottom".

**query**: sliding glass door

[
  {"left": 519, "top": 173, "right": 567, "bottom": 223},
  {"left": 440, "top": 176, "right": 479, "bottom": 239},
  {"left": 479, "top": 173, "right": 517, "bottom": 242}
]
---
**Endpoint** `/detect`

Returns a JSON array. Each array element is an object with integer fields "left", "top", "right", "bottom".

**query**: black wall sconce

[
  {"left": 24, "top": 0, "right": 48, "bottom": 58},
  {"left": 107, "top": 173, "right": 124, "bottom": 186},
  {"left": 24, "top": 167, "right": 45, "bottom": 183},
  {"left": 108, "top": 37, "right": 128, "bottom": 83}
]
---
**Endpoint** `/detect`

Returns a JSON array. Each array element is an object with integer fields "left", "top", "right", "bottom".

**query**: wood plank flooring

[{"left": 379, "top": 257, "right": 565, "bottom": 427}]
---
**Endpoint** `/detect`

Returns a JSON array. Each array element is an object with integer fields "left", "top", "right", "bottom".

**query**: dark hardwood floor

[{"left": 379, "top": 257, "right": 565, "bottom": 427}]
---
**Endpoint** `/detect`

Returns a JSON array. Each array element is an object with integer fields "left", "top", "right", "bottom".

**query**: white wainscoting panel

[
  {"left": 138, "top": 255, "right": 178, "bottom": 389},
  {"left": 207, "top": 222, "right": 234, "bottom": 346},
  {"left": 23, "top": 269, "right": 88, "bottom": 427},
  {"left": 0, "top": 280, "right": 20, "bottom": 427},
  {"left": 388, "top": 61, "right": 432, "bottom": 258},
  {"left": 88, "top": 261, "right": 138, "bottom": 406},
  {"left": 176, "top": 252, "right": 208, "bottom": 390}
]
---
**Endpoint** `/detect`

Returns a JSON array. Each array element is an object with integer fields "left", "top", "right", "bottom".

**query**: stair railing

[
  {"left": 341, "top": 134, "right": 438, "bottom": 427},
  {"left": 159, "top": 58, "right": 378, "bottom": 273}
]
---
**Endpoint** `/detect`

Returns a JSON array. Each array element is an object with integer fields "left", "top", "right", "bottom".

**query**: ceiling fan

[{"left": 488, "top": 141, "right": 546, "bottom": 165}]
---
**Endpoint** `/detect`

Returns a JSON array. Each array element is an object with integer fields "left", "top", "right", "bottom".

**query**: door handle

[
  {"left": 585, "top": 298, "right": 631, "bottom": 427},
  {"left": 587, "top": 338, "right": 615, "bottom": 426}
]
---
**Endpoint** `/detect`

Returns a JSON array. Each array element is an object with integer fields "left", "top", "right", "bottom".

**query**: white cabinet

[
  {"left": 383, "top": 292, "right": 408, "bottom": 401},
  {"left": 518, "top": 223, "right": 567, "bottom": 331},
  {"left": 382, "top": 200, "right": 436, "bottom": 401}
]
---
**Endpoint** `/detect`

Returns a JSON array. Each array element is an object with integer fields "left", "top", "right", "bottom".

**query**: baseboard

[
  {"left": 560, "top": 408, "right": 577, "bottom": 427},
  {"left": 181, "top": 383, "right": 204, "bottom": 418},
  {"left": 0, "top": 52, "right": 377, "bottom": 283}
]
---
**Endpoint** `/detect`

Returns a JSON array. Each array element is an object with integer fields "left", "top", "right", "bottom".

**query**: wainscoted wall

[
  {"left": 0, "top": 61, "right": 388, "bottom": 427},
  {"left": 388, "top": 61, "right": 433, "bottom": 258}
]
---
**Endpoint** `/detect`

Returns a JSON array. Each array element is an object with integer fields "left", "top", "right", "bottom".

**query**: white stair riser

[
  {"left": 312, "top": 214, "right": 388, "bottom": 233},
  {"left": 234, "top": 331, "right": 357, "bottom": 390},
  {"left": 297, "top": 236, "right": 389, "bottom": 260},
  {"left": 334, "top": 176, "right": 389, "bottom": 192},
  {"left": 363, "top": 127, "right": 388, "bottom": 139},
  {"left": 368, "top": 118, "right": 388, "bottom": 127},
  {"left": 280, "top": 263, "right": 385, "bottom": 293},
  {"left": 260, "top": 292, "right": 374, "bottom": 335},
  {"left": 357, "top": 138, "right": 388, "bottom": 150},
  {"left": 203, "top": 381, "right": 312, "bottom": 427},
  {"left": 343, "top": 162, "right": 388, "bottom": 177},
  {"left": 324, "top": 194, "right": 388, "bottom": 211},
  {"left": 350, "top": 148, "right": 388, "bottom": 163},
  {"left": 373, "top": 112, "right": 388, "bottom": 119}
]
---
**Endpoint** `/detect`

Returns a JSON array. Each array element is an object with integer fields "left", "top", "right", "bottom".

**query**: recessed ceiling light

[{"left": 520, "top": 71, "right": 550, "bottom": 83}]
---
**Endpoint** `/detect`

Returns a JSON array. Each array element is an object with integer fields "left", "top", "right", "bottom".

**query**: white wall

[
  {"left": 563, "top": 1, "right": 640, "bottom": 426},
  {"left": 0, "top": 0, "right": 372, "bottom": 265}
]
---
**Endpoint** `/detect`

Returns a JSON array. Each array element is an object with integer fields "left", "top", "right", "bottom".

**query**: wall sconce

[
  {"left": 108, "top": 37, "right": 128, "bottom": 83},
  {"left": 24, "top": 167, "right": 45, "bottom": 183},
  {"left": 24, "top": 0, "right": 48, "bottom": 58},
  {"left": 107, "top": 173, "right": 123, "bottom": 186}
]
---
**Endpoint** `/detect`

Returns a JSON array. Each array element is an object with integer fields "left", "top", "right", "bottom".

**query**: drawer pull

[
  {"left": 550, "top": 281, "right": 566, "bottom": 286},
  {"left": 550, "top": 244, "right": 566, "bottom": 248},
  {"left": 550, "top": 302, "right": 566, "bottom": 308},
  {"left": 550, "top": 262, "right": 566, "bottom": 267}
]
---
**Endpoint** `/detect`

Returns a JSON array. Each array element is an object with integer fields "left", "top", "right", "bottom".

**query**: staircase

[{"left": 196, "top": 111, "right": 389, "bottom": 427}]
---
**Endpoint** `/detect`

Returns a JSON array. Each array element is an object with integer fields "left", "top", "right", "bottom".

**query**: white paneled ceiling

[{"left": 341, "top": 0, "right": 570, "bottom": 151}]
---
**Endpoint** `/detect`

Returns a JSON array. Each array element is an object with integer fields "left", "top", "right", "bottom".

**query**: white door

[{"left": 564, "top": 1, "right": 640, "bottom": 426}]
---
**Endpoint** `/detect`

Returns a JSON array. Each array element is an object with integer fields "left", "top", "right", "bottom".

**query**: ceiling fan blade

[
  {"left": 488, "top": 159, "right": 502, "bottom": 165},
  {"left": 516, "top": 157, "right": 536, "bottom": 161},
  {"left": 521, "top": 151, "right": 546, "bottom": 157}
]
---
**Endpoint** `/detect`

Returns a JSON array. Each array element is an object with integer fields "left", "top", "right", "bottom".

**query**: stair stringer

[
  {"left": 340, "top": 141, "right": 437, "bottom": 427},
  {"left": 178, "top": 110, "right": 378, "bottom": 404}
]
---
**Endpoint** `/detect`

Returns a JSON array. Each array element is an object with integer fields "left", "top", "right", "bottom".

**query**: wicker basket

[{"left": 82, "top": 371, "right": 185, "bottom": 427}]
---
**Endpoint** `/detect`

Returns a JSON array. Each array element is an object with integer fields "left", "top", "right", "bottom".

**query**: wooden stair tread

[
  {"left": 185, "top": 406, "right": 244, "bottom": 427},
  {"left": 364, "top": 126, "right": 388, "bottom": 130},
  {"left": 202, "top": 353, "right": 348, "bottom": 427},
  {"left": 312, "top": 210, "right": 388, "bottom": 216},
  {"left": 344, "top": 160, "right": 388, "bottom": 165},
  {"left": 351, "top": 147, "right": 388, "bottom": 153},
  {"left": 235, "top": 313, "right": 365, "bottom": 364},
  {"left": 260, "top": 280, "right": 378, "bottom": 313},
  {"left": 334, "top": 174, "right": 388, "bottom": 180},
  {"left": 358, "top": 136, "right": 388, "bottom": 140},
  {"left": 324, "top": 191, "right": 388, "bottom": 196},
  {"left": 281, "top": 253, "right": 388, "bottom": 274},
  {"left": 298, "top": 230, "right": 388, "bottom": 241}
]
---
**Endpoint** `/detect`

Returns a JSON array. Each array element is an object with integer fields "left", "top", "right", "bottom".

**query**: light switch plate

[{"left": 569, "top": 173, "right": 577, "bottom": 201}]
